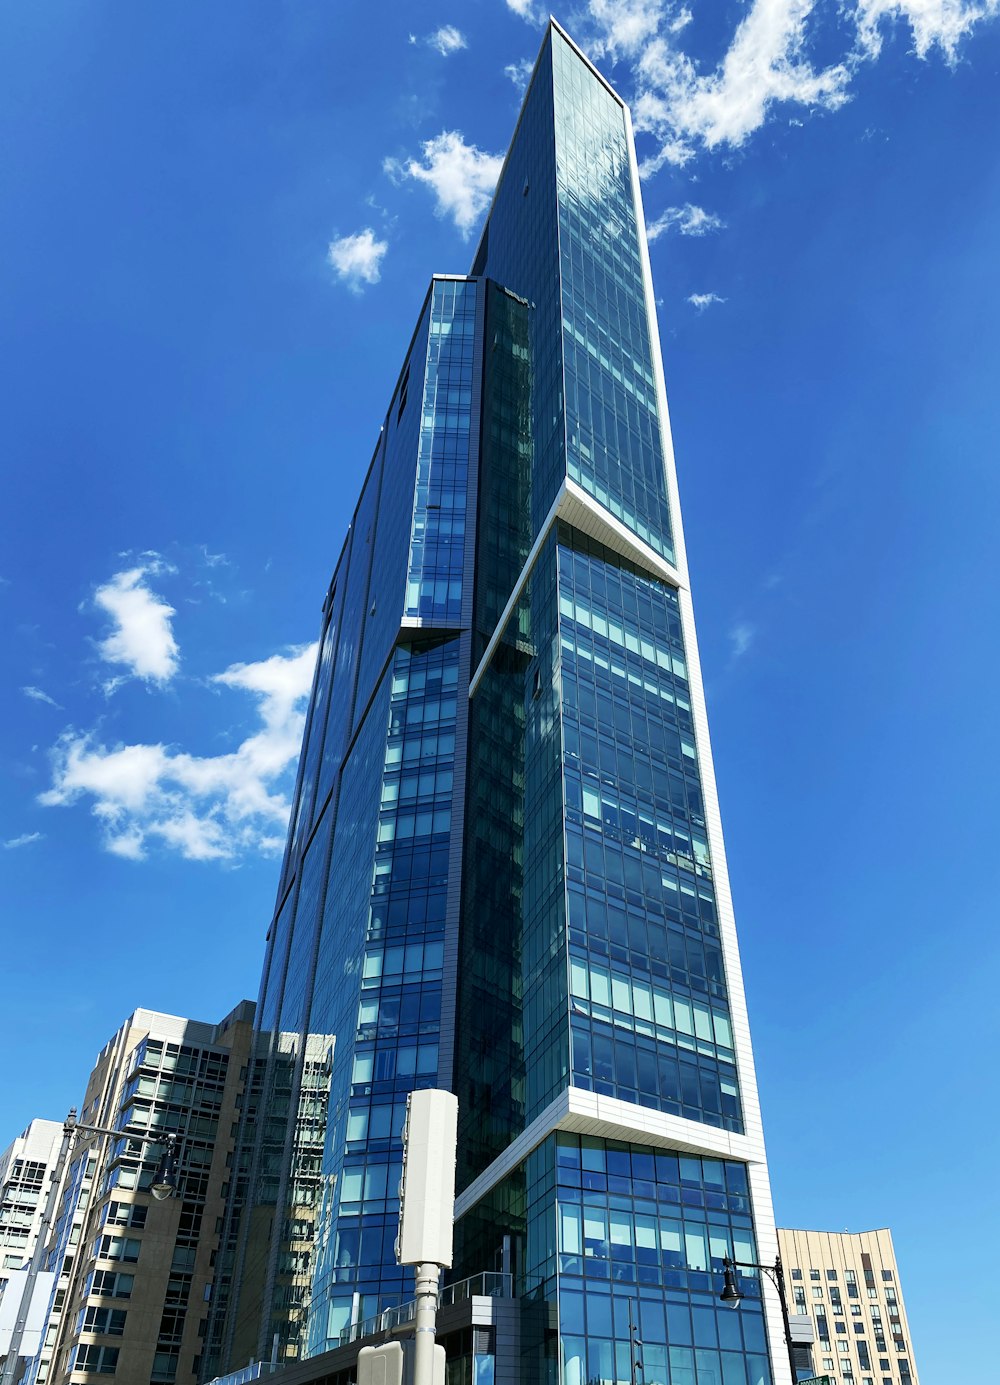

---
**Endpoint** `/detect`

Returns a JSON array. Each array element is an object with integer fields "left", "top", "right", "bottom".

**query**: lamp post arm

[{"left": 71, "top": 1118, "right": 175, "bottom": 1147}]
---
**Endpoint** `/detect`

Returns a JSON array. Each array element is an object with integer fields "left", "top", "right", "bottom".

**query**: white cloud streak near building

[
  {"left": 40, "top": 643, "right": 318, "bottom": 862},
  {"left": 646, "top": 203, "right": 725, "bottom": 240},
  {"left": 500, "top": 0, "right": 1000, "bottom": 171},
  {"left": 687, "top": 291, "right": 727, "bottom": 310},
  {"left": 390, "top": 132, "right": 504, "bottom": 239}
]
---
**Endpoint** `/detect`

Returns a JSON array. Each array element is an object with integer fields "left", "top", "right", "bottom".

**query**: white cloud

[
  {"left": 505, "top": 0, "right": 545, "bottom": 20},
  {"left": 729, "top": 621, "right": 756, "bottom": 657},
  {"left": 327, "top": 229, "right": 388, "bottom": 293},
  {"left": 23, "top": 685, "right": 62, "bottom": 708},
  {"left": 584, "top": 0, "right": 1000, "bottom": 172},
  {"left": 589, "top": 0, "right": 667, "bottom": 58},
  {"left": 504, "top": 57, "right": 535, "bottom": 91},
  {"left": 687, "top": 291, "right": 727, "bottom": 310},
  {"left": 646, "top": 203, "right": 725, "bottom": 240},
  {"left": 93, "top": 561, "right": 180, "bottom": 685},
  {"left": 3, "top": 831, "right": 43, "bottom": 850},
  {"left": 427, "top": 25, "right": 467, "bottom": 56},
  {"left": 199, "top": 546, "right": 230, "bottom": 569},
  {"left": 855, "top": 0, "right": 1000, "bottom": 60},
  {"left": 39, "top": 643, "right": 318, "bottom": 863},
  {"left": 398, "top": 131, "right": 504, "bottom": 238},
  {"left": 631, "top": 1, "right": 852, "bottom": 167}
]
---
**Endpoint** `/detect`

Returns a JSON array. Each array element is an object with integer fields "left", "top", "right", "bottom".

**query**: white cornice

[
  {"left": 469, "top": 480, "right": 683, "bottom": 697},
  {"left": 455, "top": 1086, "right": 767, "bottom": 1220}
]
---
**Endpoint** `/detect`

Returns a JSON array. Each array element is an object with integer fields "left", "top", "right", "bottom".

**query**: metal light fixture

[
  {"left": 718, "top": 1254, "right": 799, "bottom": 1383},
  {"left": 151, "top": 1133, "right": 180, "bottom": 1201},
  {"left": 720, "top": 1257, "right": 742, "bottom": 1308}
]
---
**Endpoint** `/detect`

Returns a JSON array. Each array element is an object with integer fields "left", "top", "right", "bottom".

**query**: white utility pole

[{"left": 394, "top": 1089, "right": 457, "bottom": 1385}]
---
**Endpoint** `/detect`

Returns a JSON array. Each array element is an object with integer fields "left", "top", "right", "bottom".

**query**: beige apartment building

[
  {"left": 27, "top": 1001, "right": 255, "bottom": 1385},
  {"left": 778, "top": 1228, "right": 919, "bottom": 1385}
]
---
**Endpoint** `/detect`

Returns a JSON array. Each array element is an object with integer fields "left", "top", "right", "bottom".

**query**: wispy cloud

[
  {"left": 589, "top": 0, "right": 667, "bottom": 58},
  {"left": 646, "top": 203, "right": 725, "bottom": 240},
  {"left": 39, "top": 644, "right": 318, "bottom": 863},
  {"left": 505, "top": 0, "right": 546, "bottom": 21},
  {"left": 327, "top": 228, "right": 389, "bottom": 292},
  {"left": 23, "top": 686, "right": 63, "bottom": 709},
  {"left": 504, "top": 57, "right": 535, "bottom": 91},
  {"left": 3, "top": 831, "right": 44, "bottom": 850},
  {"left": 427, "top": 25, "right": 467, "bottom": 56},
  {"left": 855, "top": 0, "right": 1000, "bottom": 60},
  {"left": 580, "top": 0, "right": 1000, "bottom": 172},
  {"left": 687, "top": 291, "right": 726, "bottom": 310},
  {"left": 198, "top": 546, "right": 230, "bottom": 569},
  {"left": 632, "top": 2, "right": 852, "bottom": 171},
  {"left": 390, "top": 132, "right": 503, "bottom": 238},
  {"left": 94, "top": 560, "right": 180, "bottom": 685},
  {"left": 729, "top": 622, "right": 756, "bottom": 658}
]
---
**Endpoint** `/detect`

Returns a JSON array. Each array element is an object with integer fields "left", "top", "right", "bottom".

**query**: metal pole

[
  {"left": 722, "top": 1257, "right": 799, "bottom": 1385},
  {"left": 770, "top": 1256, "right": 799, "bottom": 1385},
  {"left": 627, "top": 1298, "right": 642, "bottom": 1385},
  {"left": 412, "top": 1262, "right": 440, "bottom": 1385},
  {"left": 0, "top": 1116, "right": 75, "bottom": 1385}
]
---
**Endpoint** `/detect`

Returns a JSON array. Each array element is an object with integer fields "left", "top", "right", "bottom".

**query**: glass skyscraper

[{"left": 207, "top": 21, "right": 785, "bottom": 1385}]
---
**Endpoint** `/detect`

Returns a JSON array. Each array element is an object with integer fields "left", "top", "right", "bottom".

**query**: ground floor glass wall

[{"left": 457, "top": 1133, "right": 772, "bottom": 1385}]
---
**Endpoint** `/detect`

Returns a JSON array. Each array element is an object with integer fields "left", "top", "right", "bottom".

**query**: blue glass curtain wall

[
  {"left": 212, "top": 23, "right": 776, "bottom": 1385},
  {"left": 551, "top": 34, "right": 674, "bottom": 564},
  {"left": 473, "top": 282, "right": 533, "bottom": 662},
  {"left": 208, "top": 282, "right": 463, "bottom": 1373},
  {"left": 457, "top": 535, "right": 567, "bottom": 1189},
  {"left": 405, "top": 279, "right": 478, "bottom": 626},
  {"left": 553, "top": 1135, "right": 770, "bottom": 1385},
  {"left": 472, "top": 30, "right": 675, "bottom": 567},
  {"left": 471, "top": 32, "right": 566, "bottom": 545},
  {"left": 557, "top": 532, "right": 742, "bottom": 1132},
  {"left": 454, "top": 1134, "right": 770, "bottom": 1385},
  {"left": 307, "top": 639, "right": 459, "bottom": 1353}
]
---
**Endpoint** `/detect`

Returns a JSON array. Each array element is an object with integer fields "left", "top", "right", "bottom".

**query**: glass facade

[
  {"left": 208, "top": 279, "right": 486, "bottom": 1374},
  {"left": 210, "top": 21, "right": 780, "bottom": 1385},
  {"left": 553, "top": 1134, "right": 770, "bottom": 1385},
  {"left": 558, "top": 532, "right": 740, "bottom": 1133},
  {"left": 553, "top": 39, "right": 675, "bottom": 563}
]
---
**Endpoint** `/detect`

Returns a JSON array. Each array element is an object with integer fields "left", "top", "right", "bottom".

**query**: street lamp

[
  {"left": 719, "top": 1255, "right": 800, "bottom": 1385},
  {"left": 0, "top": 1109, "right": 180, "bottom": 1385},
  {"left": 150, "top": 1133, "right": 180, "bottom": 1201}
]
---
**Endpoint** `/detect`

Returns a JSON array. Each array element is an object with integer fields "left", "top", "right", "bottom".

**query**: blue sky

[{"left": 2, "top": 1, "right": 998, "bottom": 1376}]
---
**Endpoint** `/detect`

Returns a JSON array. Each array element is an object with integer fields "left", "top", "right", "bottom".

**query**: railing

[
  {"left": 210, "top": 1274, "right": 515, "bottom": 1381},
  {"left": 336, "top": 1270, "right": 514, "bottom": 1347},
  {"left": 441, "top": 1271, "right": 512, "bottom": 1308},
  {"left": 207, "top": 1363, "right": 277, "bottom": 1384}
]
